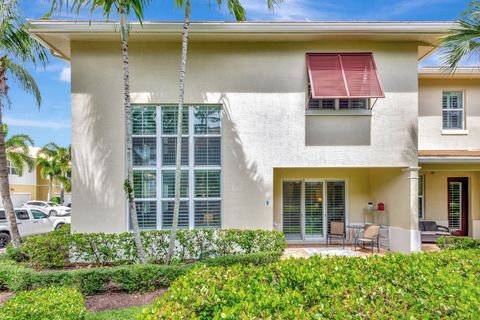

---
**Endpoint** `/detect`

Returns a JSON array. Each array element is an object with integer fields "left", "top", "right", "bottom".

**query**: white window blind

[
  {"left": 282, "top": 181, "right": 302, "bottom": 240},
  {"left": 194, "top": 137, "right": 221, "bottom": 166},
  {"left": 194, "top": 200, "right": 221, "bottom": 228},
  {"left": 448, "top": 182, "right": 462, "bottom": 230},
  {"left": 305, "top": 182, "right": 324, "bottom": 237},
  {"left": 162, "top": 201, "right": 189, "bottom": 229},
  {"left": 134, "top": 201, "right": 157, "bottom": 230},
  {"left": 442, "top": 91, "right": 464, "bottom": 130},
  {"left": 193, "top": 106, "right": 221, "bottom": 134},
  {"left": 161, "top": 106, "right": 189, "bottom": 135},
  {"left": 133, "top": 170, "right": 156, "bottom": 199},
  {"left": 162, "top": 137, "right": 189, "bottom": 166},
  {"left": 194, "top": 170, "right": 221, "bottom": 198},
  {"left": 326, "top": 181, "right": 345, "bottom": 235}
]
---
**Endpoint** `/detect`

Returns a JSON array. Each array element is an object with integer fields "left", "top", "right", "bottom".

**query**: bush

[
  {"left": 140, "top": 250, "right": 480, "bottom": 319},
  {"left": 0, "top": 252, "right": 281, "bottom": 295},
  {"left": 50, "top": 196, "right": 61, "bottom": 204},
  {"left": 436, "top": 236, "right": 480, "bottom": 250},
  {"left": 0, "top": 287, "right": 86, "bottom": 320},
  {"left": 12, "top": 227, "right": 286, "bottom": 268}
]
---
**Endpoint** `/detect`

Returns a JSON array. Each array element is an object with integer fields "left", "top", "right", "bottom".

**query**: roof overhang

[
  {"left": 27, "top": 20, "right": 455, "bottom": 61},
  {"left": 419, "top": 66, "right": 480, "bottom": 79},
  {"left": 418, "top": 150, "right": 480, "bottom": 164}
]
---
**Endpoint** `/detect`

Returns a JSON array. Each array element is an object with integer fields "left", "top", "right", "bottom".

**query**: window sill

[
  {"left": 305, "top": 109, "right": 372, "bottom": 116},
  {"left": 441, "top": 129, "right": 468, "bottom": 135}
]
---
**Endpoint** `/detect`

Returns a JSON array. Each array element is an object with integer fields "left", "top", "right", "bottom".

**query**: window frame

[
  {"left": 418, "top": 174, "right": 425, "bottom": 220},
  {"left": 442, "top": 90, "right": 466, "bottom": 132},
  {"left": 6, "top": 160, "right": 17, "bottom": 175},
  {"left": 307, "top": 98, "right": 370, "bottom": 111},
  {"left": 132, "top": 104, "right": 223, "bottom": 231}
]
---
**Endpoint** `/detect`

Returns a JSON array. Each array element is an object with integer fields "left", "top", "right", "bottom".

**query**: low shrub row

[
  {"left": 140, "top": 249, "right": 480, "bottom": 319},
  {"left": 11, "top": 226, "right": 286, "bottom": 268},
  {"left": 0, "top": 287, "right": 86, "bottom": 320},
  {"left": 436, "top": 235, "right": 480, "bottom": 250},
  {"left": 0, "top": 251, "right": 281, "bottom": 295}
]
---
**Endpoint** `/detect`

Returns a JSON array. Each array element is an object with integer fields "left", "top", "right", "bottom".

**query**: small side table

[{"left": 346, "top": 224, "right": 364, "bottom": 245}]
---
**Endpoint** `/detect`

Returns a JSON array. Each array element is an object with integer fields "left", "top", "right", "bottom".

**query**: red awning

[{"left": 307, "top": 53, "right": 385, "bottom": 99}]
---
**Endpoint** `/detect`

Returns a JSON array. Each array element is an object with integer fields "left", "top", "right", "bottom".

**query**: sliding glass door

[{"left": 283, "top": 180, "right": 345, "bottom": 241}]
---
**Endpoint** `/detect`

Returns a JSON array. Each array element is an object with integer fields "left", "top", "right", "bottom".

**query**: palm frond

[
  {"left": 7, "top": 152, "right": 25, "bottom": 176},
  {"left": 440, "top": 1, "right": 480, "bottom": 71},
  {"left": 4, "top": 59, "right": 42, "bottom": 107}
]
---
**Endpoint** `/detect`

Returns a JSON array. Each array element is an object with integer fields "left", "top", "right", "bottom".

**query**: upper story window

[
  {"left": 306, "top": 53, "right": 384, "bottom": 110},
  {"left": 7, "top": 160, "right": 16, "bottom": 175},
  {"left": 442, "top": 91, "right": 464, "bottom": 130},
  {"left": 308, "top": 98, "right": 368, "bottom": 110}
]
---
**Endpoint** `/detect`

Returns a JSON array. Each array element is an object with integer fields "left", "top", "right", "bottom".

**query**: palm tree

[
  {"left": 4, "top": 124, "right": 35, "bottom": 177},
  {"left": 37, "top": 143, "right": 71, "bottom": 204},
  {"left": 0, "top": 0, "right": 48, "bottom": 247},
  {"left": 50, "top": 0, "right": 149, "bottom": 263},
  {"left": 165, "top": 0, "right": 282, "bottom": 263},
  {"left": 440, "top": 1, "right": 480, "bottom": 70},
  {"left": 36, "top": 149, "right": 61, "bottom": 201}
]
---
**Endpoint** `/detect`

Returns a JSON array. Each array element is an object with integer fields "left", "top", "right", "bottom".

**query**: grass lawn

[{"left": 86, "top": 306, "right": 145, "bottom": 320}]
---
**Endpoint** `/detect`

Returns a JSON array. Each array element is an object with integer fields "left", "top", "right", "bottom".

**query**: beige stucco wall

[
  {"left": 71, "top": 39, "right": 419, "bottom": 233},
  {"left": 420, "top": 164, "right": 480, "bottom": 238},
  {"left": 419, "top": 78, "right": 480, "bottom": 150}
]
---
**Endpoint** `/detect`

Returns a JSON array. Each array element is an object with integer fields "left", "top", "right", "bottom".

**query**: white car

[
  {"left": 0, "top": 208, "right": 69, "bottom": 248},
  {"left": 23, "top": 201, "right": 71, "bottom": 218}
]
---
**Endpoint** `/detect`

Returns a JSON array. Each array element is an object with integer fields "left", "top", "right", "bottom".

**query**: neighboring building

[
  {"left": 5, "top": 147, "right": 70, "bottom": 206},
  {"left": 29, "top": 21, "right": 479, "bottom": 253}
]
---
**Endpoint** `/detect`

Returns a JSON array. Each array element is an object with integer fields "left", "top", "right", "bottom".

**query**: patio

[{"left": 282, "top": 243, "right": 440, "bottom": 259}]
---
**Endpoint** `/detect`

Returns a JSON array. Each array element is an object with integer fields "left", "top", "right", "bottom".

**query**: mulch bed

[
  {"left": 84, "top": 289, "right": 166, "bottom": 312},
  {"left": 0, "top": 292, "right": 14, "bottom": 306}
]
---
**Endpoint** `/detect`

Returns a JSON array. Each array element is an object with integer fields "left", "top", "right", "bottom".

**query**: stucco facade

[{"left": 31, "top": 21, "right": 473, "bottom": 253}]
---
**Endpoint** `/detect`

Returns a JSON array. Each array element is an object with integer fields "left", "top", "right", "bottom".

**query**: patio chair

[
  {"left": 419, "top": 221, "right": 451, "bottom": 243},
  {"left": 326, "top": 221, "right": 346, "bottom": 249},
  {"left": 355, "top": 224, "right": 380, "bottom": 253}
]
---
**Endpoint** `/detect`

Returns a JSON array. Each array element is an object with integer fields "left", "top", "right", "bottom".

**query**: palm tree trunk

[
  {"left": 166, "top": 0, "right": 191, "bottom": 264},
  {"left": 48, "top": 176, "right": 52, "bottom": 200},
  {"left": 60, "top": 182, "right": 65, "bottom": 204},
  {"left": 120, "top": 9, "right": 146, "bottom": 264},
  {"left": 0, "top": 97, "right": 21, "bottom": 247}
]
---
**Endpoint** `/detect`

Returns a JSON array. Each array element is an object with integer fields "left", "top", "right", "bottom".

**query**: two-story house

[{"left": 28, "top": 21, "right": 478, "bottom": 253}]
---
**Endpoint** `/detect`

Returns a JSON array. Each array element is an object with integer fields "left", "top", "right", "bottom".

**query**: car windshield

[{"left": 47, "top": 202, "right": 60, "bottom": 207}]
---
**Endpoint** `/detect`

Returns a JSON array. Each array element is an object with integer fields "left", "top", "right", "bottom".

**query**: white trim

[
  {"left": 306, "top": 109, "right": 372, "bottom": 116},
  {"left": 418, "top": 157, "right": 480, "bottom": 164},
  {"left": 441, "top": 129, "right": 468, "bottom": 135}
]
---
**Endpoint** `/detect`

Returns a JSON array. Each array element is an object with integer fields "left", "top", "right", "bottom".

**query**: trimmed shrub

[
  {"left": 0, "top": 287, "right": 86, "bottom": 320},
  {"left": 11, "top": 226, "right": 286, "bottom": 268},
  {"left": 0, "top": 252, "right": 281, "bottom": 295},
  {"left": 50, "top": 196, "right": 61, "bottom": 204},
  {"left": 437, "top": 236, "right": 480, "bottom": 250},
  {"left": 140, "top": 250, "right": 480, "bottom": 319}
]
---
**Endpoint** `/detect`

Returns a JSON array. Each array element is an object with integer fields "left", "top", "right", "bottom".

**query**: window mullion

[
  {"left": 156, "top": 105, "right": 162, "bottom": 230},
  {"left": 189, "top": 105, "right": 195, "bottom": 230}
]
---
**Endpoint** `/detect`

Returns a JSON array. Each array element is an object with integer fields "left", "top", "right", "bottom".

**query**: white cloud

[
  {"left": 4, "top": 117, "right": 71, "bottom": 130},
  {"left": 59, "top": 67, "right": 71, "bottom": 83},
  {"left": 239, "top": 0, "right": 336, "bottom": 21}
]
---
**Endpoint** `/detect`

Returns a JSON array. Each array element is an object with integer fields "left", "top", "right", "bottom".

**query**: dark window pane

[
  {"left": 161, "top": 201, "right": 189, "bottom": 229},
  {"left": 133, "top": 137, "right": 156, "bottom": 166},
  {"left": 194, "top": 200, "right": 221, "bottom": 228},
  {"left": 194, "top": 137, "right": 221, "bottom": 166},
  {"left": 132, "top": 106, "right": 156, "bottom": 135},
  {"left": 133, "top": 201, "right": 157, "bottom": 230},
  {"left": 133, "top": 170, "right": 156, "bottom": 198},
  {"left": 162, "top": 137, "right": 189, "bottom": 166},
  {"left": 194, "top": 170, "right": 221, "bottom": 198},
  {"left": 161, "top": 106, "right": 188, "bottom": 135},
  {"left": 161, "top": 170, "right": 189, "bottom": 198},
  {"left": 16, "top": 210, "right": 30, "bottom": 220}
]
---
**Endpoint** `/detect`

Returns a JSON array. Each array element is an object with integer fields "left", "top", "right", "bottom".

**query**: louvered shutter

[
  {"left": 282, "top": 181, "right": 302, "bottom": 240},
  {"left": 326, "top": 181, "right": 345, "bottom": 234}
]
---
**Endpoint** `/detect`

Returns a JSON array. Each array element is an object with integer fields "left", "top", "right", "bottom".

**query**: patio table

[{"left": 346, "top": 224, "right": 364, "bottom": 244}]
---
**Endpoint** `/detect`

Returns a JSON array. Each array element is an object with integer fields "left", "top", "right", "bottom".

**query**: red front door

[{"left": 447, "top": 178, "right": 469, "bottom": 236}]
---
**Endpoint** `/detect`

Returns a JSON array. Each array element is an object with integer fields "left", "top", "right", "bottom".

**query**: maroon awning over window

[{"left": 307, "top": 53, "right": 385, "bottom": 99}]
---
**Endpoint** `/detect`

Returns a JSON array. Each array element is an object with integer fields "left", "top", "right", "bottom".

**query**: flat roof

[
  {"left": 419, "top": 66, "right": 480, "bottom": 79},
  {"left": 27, "top": 20, "right": 454, "bottom": 60}
]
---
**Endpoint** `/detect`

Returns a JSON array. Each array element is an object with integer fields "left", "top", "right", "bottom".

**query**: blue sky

[{"left": 6, "top": 0, "right": 472, "bottom": 147}]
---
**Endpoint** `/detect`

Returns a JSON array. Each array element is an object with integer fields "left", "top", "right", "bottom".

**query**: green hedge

[
  {"left": 0, "top": 287, "right": 86, "bottom": 320},
  {"left": 436, "top": 236, "right": 480, "bottom": 250},
  {"left": 140, "top": 250, "right": 480, "bottom": 319},
  {"left": 0, "top": 252, "right": 280, "bottom": 295},
  {"left": 11, "top": 226, "right": 286, "bottom": 268}
]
